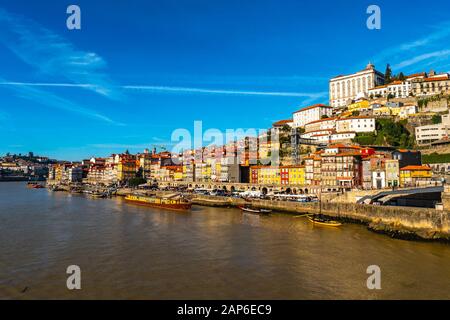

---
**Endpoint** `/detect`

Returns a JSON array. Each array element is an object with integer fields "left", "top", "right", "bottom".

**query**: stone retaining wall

[{"left": 193, "top": 195, "right": 450, "bottom": 241}]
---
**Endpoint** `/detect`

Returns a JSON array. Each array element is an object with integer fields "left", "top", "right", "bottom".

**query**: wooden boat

[
  {"left": 307, "top": 216, "right": 342, "bottom": 227},
  {"left": 27, "top": 182, "right": 44, "bottom": 189},
  {"left": 125, "top": 194, "right": 192, "bottom": 211},
  {"left": 239, "top": 206, "right": 272, "bottom": 214},
  {"left": 91, "top": 192, "right": 107, "bottom": 199}
]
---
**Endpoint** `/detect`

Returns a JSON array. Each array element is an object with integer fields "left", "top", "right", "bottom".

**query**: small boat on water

[
  {"left": 125, "top": 194, "right": 192, "bottom": 211},
  {"left": 307, "top": 215, "right": 342, "bottom": 227},
  {"left": 239, "top": 206, "right": 272, "bottom": 214},
  {"left": 91, "top": 192, "right": 107, "bottom": 199},
  {"left": 27, "top": 182, "right": 44, "bottom": 189}
]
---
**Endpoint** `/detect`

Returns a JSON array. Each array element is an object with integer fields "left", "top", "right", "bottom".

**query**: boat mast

[{"left": 319, "top": 178, "right": 322, "bottom": 216}]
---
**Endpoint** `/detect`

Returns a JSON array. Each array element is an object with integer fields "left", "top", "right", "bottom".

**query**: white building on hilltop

[
  {"left": 368, "top": 73, "right": 426, "bottom": 99},
  {"left": 329, "top": 63, "right": 385, "bottom": 108}
]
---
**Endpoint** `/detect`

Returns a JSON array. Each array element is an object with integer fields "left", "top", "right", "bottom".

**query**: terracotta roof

[
  {"left": 332, "top": 131, "right": 356, "bottom": 135},
  {"left": 293, "top": 104, "right": 332, "bottom": 114},
  {"left": 400, "top": 165, "right": 431, "bottom": 171},
  {"left": 396, "top": 149, "right": 418, "bottom": 153},
  {"left": 424, "top": 75, "right": 449, "bottom": 82},
  {"left": 305, "top": 117, "right": 338, "bottom": 126},
  {"left": 327, "top": 144, "right": 361, "bottom": 149},
  {"left": 337, "top": 116, "right": 374, "bottom": 121},
  {"left": 273, "top": 119, "right": 293, "bottom": 127},
  {"left": 407, "top": 72, "right": 426, "bottom": 79}
]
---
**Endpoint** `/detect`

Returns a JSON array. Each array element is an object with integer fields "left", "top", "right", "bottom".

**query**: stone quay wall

[{"left": 192, "top": 195, "right": 450, "bottom": 241}]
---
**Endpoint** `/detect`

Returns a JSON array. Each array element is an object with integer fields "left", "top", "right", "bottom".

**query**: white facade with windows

[
  {"left": 415, "top": 114, "right": 450, "bottom": 145},
  {"left": 329, "top": 63, "right": 384, "bottom": 108},
  {"left": 369, "top": 80, "right": 412, "bottom": 99},
  {"left": 304, "top": 117, "right": 337, "bottom": 133},
  {"left": 398, "top": 105, "right": 417, "bottom": 119},
  {"left": 292, "top": 104, "right": 333, "bottom": 128},
  {"left": 335, "top": 117, "right": 376, "bottom": 133}
]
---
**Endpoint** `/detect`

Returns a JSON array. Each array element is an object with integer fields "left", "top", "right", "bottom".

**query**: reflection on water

[{"left": 1, "top": 182, "right": 450, "bottom": 299}]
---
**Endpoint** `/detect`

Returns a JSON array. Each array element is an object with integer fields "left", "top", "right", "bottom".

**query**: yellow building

[
  {"left": 347, "top": 100, "right": 370, "bottom": 112},
  {"left": 54, "top": 164, "right": 64, "bottom": 182},
  {"left": 400, "top": 165, "right": 432, "bottom": 187},
  {"left": 201, "top": 162, "right": 212, "bottom": 182},
  {"left": 173, "top": 167, "right": 184, "bottom": 181},
  {"left": 288, "top": 166, "right": 306, "bottom": 186},
  {"left": 373, "top": 106, "right": 392, "bottom": 116},
  {"left": 117, "top": 156, "right": 137, "bottom": 181},
  {"left": 389, "top": 107, "right": 401, "bottom": 116},
  {"left": 257, "top": 166, "right": 281, "bottom": 185}
]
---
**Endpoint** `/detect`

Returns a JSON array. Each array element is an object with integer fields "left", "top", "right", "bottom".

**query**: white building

[
  {"left": 301, "top": 129, "right": 334, "bottom": 140},
  {"left": 301, "top": 129, "right": 356, "bottom": 144},
  {"left": 398, "top": 104, "right": 417, "bottom": 119},
  {"left": 372, "top": 170, "right": 386, "bottom": 189},
  {"left": 304, "top": 117, "right": 337, "bottom": 133},
  {"left": 293, "top": 104, "right": 333, "bottom": 128},
  {"left": 301, "top": 116, "right": 373, "bottom": 144},
  {"left": 368, "top": 73, "right": 426, "bottom": 99},
  {"left": 329, "top": 63, "right": 385, "bottom": 108},
  {"left": 335, "top": 116, "right": 376, "bottom": 133},
  {"left": 415, "top": 114, "right": 450, "bottom": 145},
  {"left": 411, "top": 72, "right": 450, "bottom": 97}
]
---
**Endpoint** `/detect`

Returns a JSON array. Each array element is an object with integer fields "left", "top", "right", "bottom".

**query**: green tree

[
  {"left": 281, "top": 125, "right": 291, "bottom": 133},
  {"left": 432, "top": 114, "right": 442, "bottom": 124}
]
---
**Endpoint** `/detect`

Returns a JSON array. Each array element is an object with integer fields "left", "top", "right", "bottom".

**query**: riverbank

[
  {"left": 0, "top": 176, "right": 44, "bottom": 182},
  {"left": 191, "top": 195, "right": 450, "bottom": 242},
  {"left": 44, "top": 182, "right": 450, "bottom": 242}
]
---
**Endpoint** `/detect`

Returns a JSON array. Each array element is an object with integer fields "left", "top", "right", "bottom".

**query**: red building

[{"left": 280, "top": 167, "right": 289, "bottom": 185}]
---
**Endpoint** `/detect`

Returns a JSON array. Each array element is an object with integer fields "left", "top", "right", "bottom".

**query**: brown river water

[{"left": 1, "top": 182, "right": 450, "bottom": 300}]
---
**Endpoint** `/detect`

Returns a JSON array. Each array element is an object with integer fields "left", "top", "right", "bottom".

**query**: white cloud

[
  {"left": 0, "top": 81, "right": 327, "bottom": 101},
  {"left": 393, "top": 50, "right": 450, "bottom": 69},
  {"left": 370, "top": 20, "right": 450, "bottom": 72},
  {"left": 0, "top": 8, "right": 122, "bottom": 100},
  {"left": 0, "top": 77, "right": 123, "bottom": 126},
  {"left": 123, "top": 84, "right": 327, "bottom": 99}
]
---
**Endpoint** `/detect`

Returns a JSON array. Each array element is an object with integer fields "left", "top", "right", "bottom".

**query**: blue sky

[{"left": 1, "top": 0, "right": 450, "bottom": 160}]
